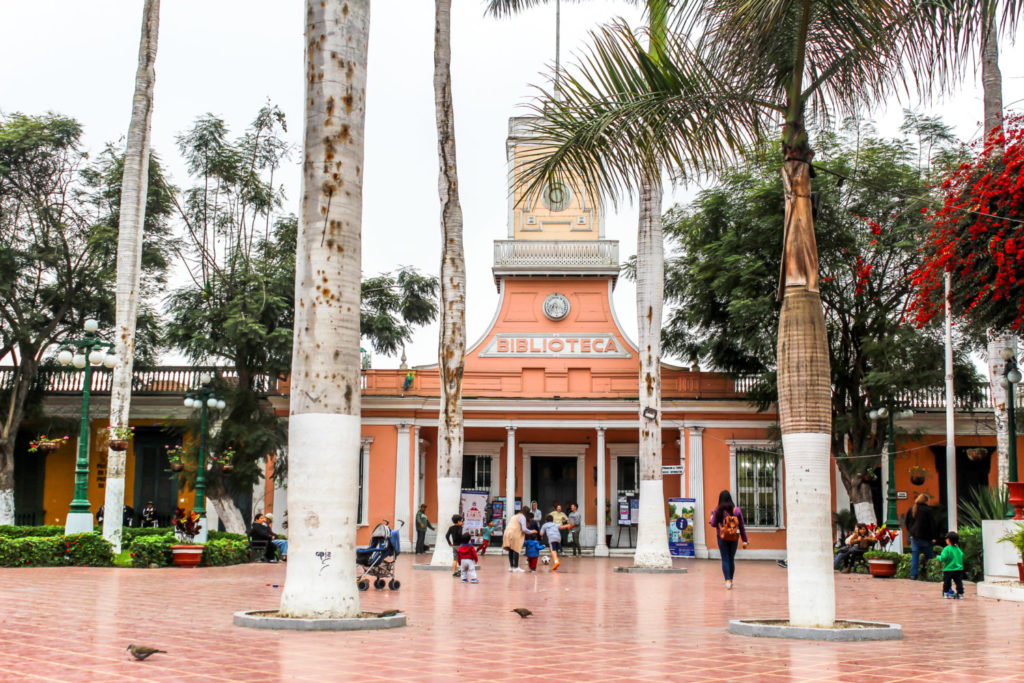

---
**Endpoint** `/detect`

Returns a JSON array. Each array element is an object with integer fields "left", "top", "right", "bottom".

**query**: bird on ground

[
  {"left": 127, "top": 645, "right": 166, "bottom": 661},
  {"left": 511, "top": 608, "right": 532, "bottom": 619}
]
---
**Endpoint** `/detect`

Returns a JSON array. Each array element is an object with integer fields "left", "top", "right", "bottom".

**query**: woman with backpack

[{"left": 708, "top": 490, "right": 748, "bottom": 589}]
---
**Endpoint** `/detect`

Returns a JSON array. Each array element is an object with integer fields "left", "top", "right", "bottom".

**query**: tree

[
  {"left": 510, "top": 0, "right": 976, "bottom": 627},
  {"left": 104, "top": 0, "right": 160, "bottom": 554},
  {"left": 278, "top": 0, "right": 370, "bottom": 619},
  {"left": 0, "top": 114, "right": 170, "bottom": 525},
  {"left": 429, "top": 0, "right": 469, "bottom": 568},
  {"left": 660, "top": 122, "right": 980, "bottom": 524},
  {"left": 486, "top": 0, "right": 674, "bottom": 569}
]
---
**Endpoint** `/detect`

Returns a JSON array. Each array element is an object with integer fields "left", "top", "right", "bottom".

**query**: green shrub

[
  {"left": 896, "top": 554, "right": 911, "bottom": 578},
  {"left": 201, "top": 538, "right": 250, "bottom": 566},
  {"left": 128, "top": 534, "right": 174, "bottom": 568},
  {"left": 960, "top": 486, "right": 1009, "bottom": 528},
  {"left": 959, "top": 527, "right": 984, "bottom": 582},
  {"left": 0, "top": 525, "right": 66, "bottom": 539},
  {"left": 864, "top": 550, "right": 902, "bottom": 562},
  {"left": 208, "top": 531, "right": 247, "bottom": 543},
  {"left": 64, "top": 533, "right": 113, "bottom": 567},
  {"left": 0, "top": 536, "right": 63, "bottom": 566},
  {"left": 122, "top": 527, "right": 175, "bottom": 546}
]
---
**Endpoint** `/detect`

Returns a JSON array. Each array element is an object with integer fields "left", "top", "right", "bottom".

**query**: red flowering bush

[{"left": 911, "top": 115, "right": 1024, "bottom": 331}]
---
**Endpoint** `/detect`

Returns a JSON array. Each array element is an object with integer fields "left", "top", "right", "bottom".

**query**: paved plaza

[{"left": 1, "top": 555, "right": 1022, "bottom": 682}]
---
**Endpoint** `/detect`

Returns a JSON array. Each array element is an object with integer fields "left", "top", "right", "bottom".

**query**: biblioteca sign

[{"left": 480, "top": 333, "right": 631, "bottom": 358}]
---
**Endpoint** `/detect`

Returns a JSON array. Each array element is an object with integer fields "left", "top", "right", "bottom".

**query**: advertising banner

[
  {"left": 491, "top": 498, "right": 505, "bottom": 535},
  {"left": 668, "top": 498, "right": 696, "bottom": 557},
  {"left": 461, "top": 490, "right": 489, "bottom": 532}
]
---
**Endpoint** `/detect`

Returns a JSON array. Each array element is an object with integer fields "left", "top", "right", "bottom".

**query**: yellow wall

[{"left": 511, "top": 147, "right": 601, "bottom": 240}]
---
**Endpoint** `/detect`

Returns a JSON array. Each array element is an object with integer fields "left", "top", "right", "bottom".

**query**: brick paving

[{"left": 0, "top": 555, "right": 1022, "bottom": 682}]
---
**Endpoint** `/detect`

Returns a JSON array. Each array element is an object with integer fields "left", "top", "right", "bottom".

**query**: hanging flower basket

[
  {"left": 908, "top": 466, "right": 929, "bottom": 486},
  {"left": 105, "top": 425, "right": 134, "bottom": 451},
  {"left": 966, "top": 448, "right": 987, "bottom": 462},
  {"left": 28, "top": 435, "right": 70, "bottom": 454},
  {"left": 221, "top": 464, "right": 234, "bottom": 473},
  {"left": 169, "top": 463, "right": 185, "bottom": 472},
  {"left": 109, "top": 439, "right": 129, "bottom": 452}
]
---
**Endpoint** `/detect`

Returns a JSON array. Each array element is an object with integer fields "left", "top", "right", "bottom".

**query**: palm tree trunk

[
  {"left": 278, "top": 0, "right": 369, "bottom": 619},
  {"left": 779, "top": 152, "right": 835, "bottom": 628},
  {"left": 103, "top": 0, "right": 160, "bottom": 554},
  {"left": 633, "top": 174, "right": 671, "bottom": 569},
  {"left": 981, "top": 0, "right": 1002, "bottom": 139},
  {"left": 429, "top": 0, "right": 467, "bottom": 568},
  {"left": 988, "top": 335, "right": 1016, "bottom": 489}
]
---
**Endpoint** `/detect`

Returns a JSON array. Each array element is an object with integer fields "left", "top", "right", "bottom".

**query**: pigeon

[
  {"left": 377, "top": 609, "right": 401, "bottom": 617},
  {"left": 511, "top": 608, "right": 532, "bottom": 619},
  {"left": 127, "top": 645, "right": 166, "bottom": 661}
]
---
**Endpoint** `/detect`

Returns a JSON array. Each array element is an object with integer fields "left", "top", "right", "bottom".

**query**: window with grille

[
  {"left": 461, "top": 455, "right": 491, "bottom": 491},
  {"left": 735, "top": 447, "right": 780, "bottom": 527}
]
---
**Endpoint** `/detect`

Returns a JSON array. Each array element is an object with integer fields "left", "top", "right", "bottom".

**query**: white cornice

[
  {"left": 521, "top": 443, "right": 587, "bottom": 457},
  {"left": 464, "top": 441, "right": 503, "bottom": 456}
]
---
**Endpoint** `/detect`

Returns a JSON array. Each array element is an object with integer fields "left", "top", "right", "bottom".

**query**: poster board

[
  {"left": 629, "top": 497, "right": 639, "bottom": 525},
  {"left": 491, "top": 498, "right": 505, "bottom": 535},
  {"left": 668, "top": 498, "right": 696, "bottom": 557},
  {"left": 617, "top": 497, "right": 630, "bottom": 525},
  {"left": 461, "top": 490, "right": 488, "bottom": 533}
]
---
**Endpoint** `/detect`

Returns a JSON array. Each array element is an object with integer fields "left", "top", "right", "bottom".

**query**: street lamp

[
  {"left": 999, "top": 347, "right": 1020, "bottom": 487},
  {"left": 56, "top": 319, "right": 118, "bottom": 534},
  {"left": 182, "top": 371, "right": 226, "bottom": 543},
  {"left": 869, "top": 404, "right": 914, "bottom": 529}
]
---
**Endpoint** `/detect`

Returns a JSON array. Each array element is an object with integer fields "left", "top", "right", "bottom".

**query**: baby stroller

[{"left": 356, "top": 519, "right": 402, "bottom": 591}]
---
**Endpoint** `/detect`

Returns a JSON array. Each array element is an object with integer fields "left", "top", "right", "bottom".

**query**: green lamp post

[
  {"left": 183, "top": 372, "right": 226, "bottom": 543},
  {"left": 869, "top": 404, "right": 914, "bottom": 531},
  {"left": 998, "top": 347, "right": 1020, "bottom": 518},
  {"left": 56, "top": 319, "right": 117, "bottom": 535}
]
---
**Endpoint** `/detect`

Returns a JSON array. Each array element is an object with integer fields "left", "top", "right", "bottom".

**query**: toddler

[
  {"left": 480, "top": 520, "right": 494, "bottom": 555},
  {"left": 456, "top": 533, "right": 479, "bottom": 583},
  {"left": 939, "top": 531, "right": 964, "bottom": 599},
  {"left": 523, "top": 537, "right": 542, "bottom": 572}
]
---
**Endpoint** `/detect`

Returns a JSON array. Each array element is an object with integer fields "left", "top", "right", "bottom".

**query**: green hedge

[
  {"left": 122, "top": 527, "right": 176, "bottom": 546},
  {"left": 128, "top": 534, "right": 174, "bottom": 568},
  {"left": 0, "top": 525, "right": 66, "bottom": 539},
  {"left": 959, "top": 527, "right": 984, "bottom": 582},
  {"left": 208, "top": 531, "right": 247, "bottom": 543},
  {"left": 201, "top": 538, "right": 249, "bottom": 566},
  {"left": 0, "top": 533, "right": 113, "bottom": 567}
]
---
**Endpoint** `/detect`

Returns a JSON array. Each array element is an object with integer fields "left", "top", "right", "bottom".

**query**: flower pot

[
  {"left": 109, "top": 439, "right": 129, "bottom": 452},
  {"left": 221, "top": 464, "right": 234, "bottom": 473},
  {"left": 910, "top": 475, "right": 926, "bottom": 486},
  {"left": 169, "top": 463, "right": 184, "bottom": 472},
  {"left": 1008, "top": 482, "right": 1024, "bottom": 521},
  {"left": 867, "top": 559, "right": 897, "bottom": 578},
  {"left": 966, "top": 447, "right": 987, "bottom": 462},
  {"left": 171, "top": 545, "right": 203, "bottom": 568}
]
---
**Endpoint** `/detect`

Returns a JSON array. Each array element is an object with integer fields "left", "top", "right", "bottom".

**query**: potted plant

[
  {"left": 864, "top": 550, "right": 902, "bottom": 577},
  {"left": 171, "top": 507, "right": 203, "bottom": 568},
  {"left": 998, "top": 523, "right": 1024, "bottom": 583},
  {"left": 166, "top": 445, "right": 185, "bottom": 472},
  {"left": 214, "top": 447, "right": 236, "bottom": 473},
  {"left": 28, "top": 434, "right": 69, "bottom": 454},
  {"left": 908, "top": 465, "right": 929, "bottom": 486},
  {"left": 105, "top": 425, "right": 135, "bottom": 451}
]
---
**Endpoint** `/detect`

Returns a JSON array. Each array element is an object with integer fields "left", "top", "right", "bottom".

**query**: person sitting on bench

[
  {"left": 834, "top": 523, "right": 875, "bottom": 573},
  {"left": 249, "top": 513, "right": 278, "bottom": 562}
]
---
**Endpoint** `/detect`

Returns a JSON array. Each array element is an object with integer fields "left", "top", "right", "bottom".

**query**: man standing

[
  {"left": 415, "top": 503, "right": 434, "bottom": 554},
  {"left": 567, "top": 503, "right": 583, "bottom": 556}
]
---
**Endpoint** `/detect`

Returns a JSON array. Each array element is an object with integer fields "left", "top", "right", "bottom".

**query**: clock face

[
  {"left": 542, "top": 181, "right": 572, "bottom": 212},
  {"left": 543, "top": 294, "right": 571, "bottom": 321}
]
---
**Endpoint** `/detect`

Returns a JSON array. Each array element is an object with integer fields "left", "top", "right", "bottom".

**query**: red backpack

[{"left": 719, "top": 509, "right": 740, "bottom": 542}]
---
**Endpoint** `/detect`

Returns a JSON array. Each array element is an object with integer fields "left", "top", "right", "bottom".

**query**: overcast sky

[{"left": 2, "top": 1, "right": 1023, "bottom": 369}]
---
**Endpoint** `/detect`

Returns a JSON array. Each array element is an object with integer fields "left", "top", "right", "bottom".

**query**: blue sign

[{"left": 668, "top": 498, "right": 695, "bottom": 557}]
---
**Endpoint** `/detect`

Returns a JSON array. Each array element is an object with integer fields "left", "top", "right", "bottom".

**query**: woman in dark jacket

[{"left": 904, "top": 494, "right": 938, "bottom": 579}]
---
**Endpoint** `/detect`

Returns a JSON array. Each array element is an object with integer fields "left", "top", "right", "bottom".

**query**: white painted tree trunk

[
  {"left": 208, "top": 493, "right": 246, "bottom": 534},
  {"left": 103, "top": 0, "right": 159, "bottom": 554},
  {"left": 987, "top": 334, "right": 1016, "bottom": 489},
  {"left": 429, "top": 0, "right": 467, "bottom": 568},
  {"left": 633, "top": 175, "right": 671, "bottom": 569},
  {"left": 278, "top": 0, "right": 368, "bottom": 619},
  {"left": 0, "top": 489, "right": 13, "bottom": 527}
]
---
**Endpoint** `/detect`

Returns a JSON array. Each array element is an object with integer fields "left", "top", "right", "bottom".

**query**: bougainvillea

[{"left": 911, "top": 115, "right": 1024, "bottom": 332}]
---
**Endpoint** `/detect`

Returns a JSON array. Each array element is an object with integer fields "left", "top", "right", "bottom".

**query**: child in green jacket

[{"left": 939, "top": 531, "right": 964, "bottom": 599}]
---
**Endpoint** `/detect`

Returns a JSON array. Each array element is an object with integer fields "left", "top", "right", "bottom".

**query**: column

[
  {"left": 595, "top": 427, "right": 609, "bottom": 556},
  {"left": 395, "top": 423, "right": 412, "bottom": 551},
  {"left": 687, "top": 426, "right": 708, "bottom": 558},
  {"left": 610, "top": 454, "right": 618, "bottom": 547},
  {"left": 412, "top": 426, "right": 422, "bottom": 509},
  {"left": 505, "top": 426, "right": 516, "bottom": 529}
]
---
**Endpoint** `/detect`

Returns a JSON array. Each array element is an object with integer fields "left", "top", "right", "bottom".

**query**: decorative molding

[
  {"left": 520, "top": 443, "right": 588, "bottom": 457},
  {"left": 464, "top": 441, "right": 503, "bottom": 456},
  {"left": 607, "top": 443, "right": 638, "bottom": 457}
]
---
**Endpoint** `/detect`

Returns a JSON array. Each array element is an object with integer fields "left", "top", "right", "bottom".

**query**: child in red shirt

[{"left": 456, "top": 533, "right": 479, "bottom": 583}]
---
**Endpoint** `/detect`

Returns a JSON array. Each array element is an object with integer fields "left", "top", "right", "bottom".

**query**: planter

[
  {"left": 966, "top": 447, "right": 987, "bottom": 462},
  {"left": 169, "top": 462, "right": 185, "bottom": 472},
  {"left": 221, "top": 465, "right": 234, "bottom": 473},
  {"left": 171, "top": 545, "right": 204, "bottom": 568},
  {"left": 867, "top": 559, "right": 898, "bottom": 578},
  {"left": 1008, "top": 482, "right": 1024, "bottom": 521},
  {"left": 910, "top": 475, "right": 926, "bottom": 486},
  {"left": 109, "top": 439, "right": 129, "bottom": 452},
  {"left": 35, "top": 442, "right": 62, "bottom": 454}
]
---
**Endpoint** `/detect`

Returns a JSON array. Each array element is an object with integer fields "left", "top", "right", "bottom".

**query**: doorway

[
  {"left": 531, "top": 457, "right": 577, "bottom": 516},
  {"left": 933, "top": 446, "right": 993, "bottom": 514},
  {"left": 132, "top": 427, "right": 180, "bottom": 526}
]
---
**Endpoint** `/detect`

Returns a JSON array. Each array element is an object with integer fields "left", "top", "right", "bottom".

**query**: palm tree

[
  {"left": 103, "top": 0, "right": 160, "bottom": 554},
  {"left": 428, "top": 0, "right": 469, "bottom": 568},
  {"left": 486, "top": 0, "right": 673, "bottom": 569},
  {"left": 278, "top": 0, "right": 369, "bottom": 619},
  {"left": 512, "top": 0, "right": 993, "bottom": 627}
]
